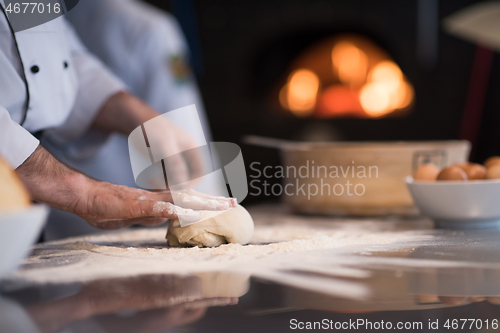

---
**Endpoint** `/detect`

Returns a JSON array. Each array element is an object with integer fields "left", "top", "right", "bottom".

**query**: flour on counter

[
  {"left": 5, "top": 205, "right": 500, "bottom": 306},
  {"left": 2, "top": 213, "right": 441, "bottom": 302},
  {"left": 23, "top": 203, "right": 491, "bottom": 299}
]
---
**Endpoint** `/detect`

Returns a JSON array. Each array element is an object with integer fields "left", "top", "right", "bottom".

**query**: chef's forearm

[
  {"left": 16, "top": 146, "right": 89, "bottom": 213},
  {"left": 15, "top": 145, "right": 234, "bottom": 228},
  {"left": 92, "top": 91, "right": 159, "bottom": 135}
]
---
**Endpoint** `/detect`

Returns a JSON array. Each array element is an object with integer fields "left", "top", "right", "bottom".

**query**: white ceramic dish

[
  {"left": 0, "top": 205, "right": 49, "bottom": 279},
  {"left": 406, "top": 177, "right": 500, "bottom": 229}
]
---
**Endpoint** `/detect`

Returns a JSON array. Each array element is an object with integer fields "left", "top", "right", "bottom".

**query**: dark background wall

[{"left": 144, "top": 0, "right": 500, "bottom": 203}]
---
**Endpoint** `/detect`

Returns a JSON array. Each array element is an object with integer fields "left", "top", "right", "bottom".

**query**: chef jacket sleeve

[
  {"left": 43, "top": 20, "right": 127, "bottom": 160},
  {"left": 0, "top": 106, "right": 39, "bottom": 169}
]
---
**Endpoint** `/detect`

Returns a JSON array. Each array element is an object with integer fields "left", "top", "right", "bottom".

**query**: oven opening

[{"left": 276, "top": 34, "right": 414, "bottom": 119}]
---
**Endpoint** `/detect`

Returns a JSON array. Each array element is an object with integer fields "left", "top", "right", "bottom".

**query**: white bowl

[
  {"left": 0, "top": 205, "right": 49, "bottom": 278},
  {"left": 406, "top": 177, "right": 500, "bottom": 229}
]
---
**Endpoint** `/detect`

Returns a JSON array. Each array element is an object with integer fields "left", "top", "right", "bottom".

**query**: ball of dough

[
  {"left": 166, "top": 205, "right": 254, "bottom": 248},
  {"left": 0, "top": 157, "right": 30, "bottom": 212}
]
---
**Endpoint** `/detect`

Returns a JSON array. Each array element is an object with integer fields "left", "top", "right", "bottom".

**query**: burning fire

[
  {"left": 332, "top": 42, "right": 368, "bottom": 87},
  {"left": 361, "top": 61, "right": 414, "bottom": 116},
  {"left": 280, "top": 69, "right": 320, "bottom": 117},
  {"left": 279, "top": 36, "right": 414, "bottom": 118}
]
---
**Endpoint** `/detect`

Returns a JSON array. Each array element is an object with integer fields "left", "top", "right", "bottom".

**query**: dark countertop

[{"left": 2, "top": 204, "right": 500, "bottom": 332}]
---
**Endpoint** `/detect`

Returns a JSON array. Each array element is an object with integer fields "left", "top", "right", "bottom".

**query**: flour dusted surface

[{"left": 5, "top": 208, "right": 436, "bottom": 293}]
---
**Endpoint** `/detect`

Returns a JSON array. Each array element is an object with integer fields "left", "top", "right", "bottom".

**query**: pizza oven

[{"left": 275, "top": 34, "right": 414, "bottom": 119}]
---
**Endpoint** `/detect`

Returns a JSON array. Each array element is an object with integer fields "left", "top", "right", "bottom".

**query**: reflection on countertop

[
  {"left": 2, "top": 273, "right": 242, "bottom": 333},
  {"left": 2, "top": 204, "right": 500, "bottom": 332}
]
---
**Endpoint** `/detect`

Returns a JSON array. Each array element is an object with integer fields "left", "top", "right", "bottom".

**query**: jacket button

[
  {"left": 64, "top": 61, "right": 68, "bottom": 69},
  {"left": 30, "top": 65, "right": 40, "bottom": 74}
]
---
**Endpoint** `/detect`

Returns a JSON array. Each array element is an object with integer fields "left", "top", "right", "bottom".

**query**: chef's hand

[
  {"left": 17, "top": 146, "right": 236, "bottom": 229},
  {"left": 93, "top": 91, "right": 204, "bottom": 187},
  {"left": 77, "top": 185, "right": 236, "bottom": 229}
]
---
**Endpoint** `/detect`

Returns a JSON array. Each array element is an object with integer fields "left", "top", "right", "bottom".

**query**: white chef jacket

[
  {"left": 61, "top": 0, "right": 215, "bottom": 184},
  {"left": 0, "top": 0, "right": 125, "bottom": 169},
  {"left": 66, "top": 0, "right": 210, "bottom": 125}
]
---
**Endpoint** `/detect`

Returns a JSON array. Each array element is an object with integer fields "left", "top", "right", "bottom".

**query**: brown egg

[
  {"left": 484, "top": 156, "right": 500, "bottom": 169},
  {"left": 459, "top": 163, "right": 487, "bottom": 180},
  {"left": 485, "top": 164, "right": 500, "bottom": 180},
  {"left": 437, "top": 166, "right": 468, "bottom": 181},
  {"left": 452, "top": 162, "right": 470, "bottom": 169},
  {"left": 413, "top": 163, "right": 440, "bottom": 181}
]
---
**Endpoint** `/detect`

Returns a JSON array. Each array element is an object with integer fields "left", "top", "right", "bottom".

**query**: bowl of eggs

[{"left": 407, "top": 157, "right": 500, "bottom": 229}]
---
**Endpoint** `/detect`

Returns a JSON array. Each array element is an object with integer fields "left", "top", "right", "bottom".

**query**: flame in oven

[
  {"left": 278, "top": 35, "right": 415, "bottom": 119},
  {"left": 280, "top": 69, "right": 320, "bottom": 117}
]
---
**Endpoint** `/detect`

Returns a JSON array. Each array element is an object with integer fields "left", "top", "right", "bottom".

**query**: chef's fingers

[
  {"left": 137, "top": 199, "right": 204, "bottom": 223},
  {"left": 180, "top": 189, "right": 238, "bottom": 208},
  {"left": 182, "top": 188, "right": 234, "bottom": 203},
  {"left": 138, "top": 190, "right": 236, "bottom": 211},
  {"left": 170, "top": 191, "right": 236, "bottom": 211},
  {"left": 145, "top": 190, "right": 236, "bottom": 211}
]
